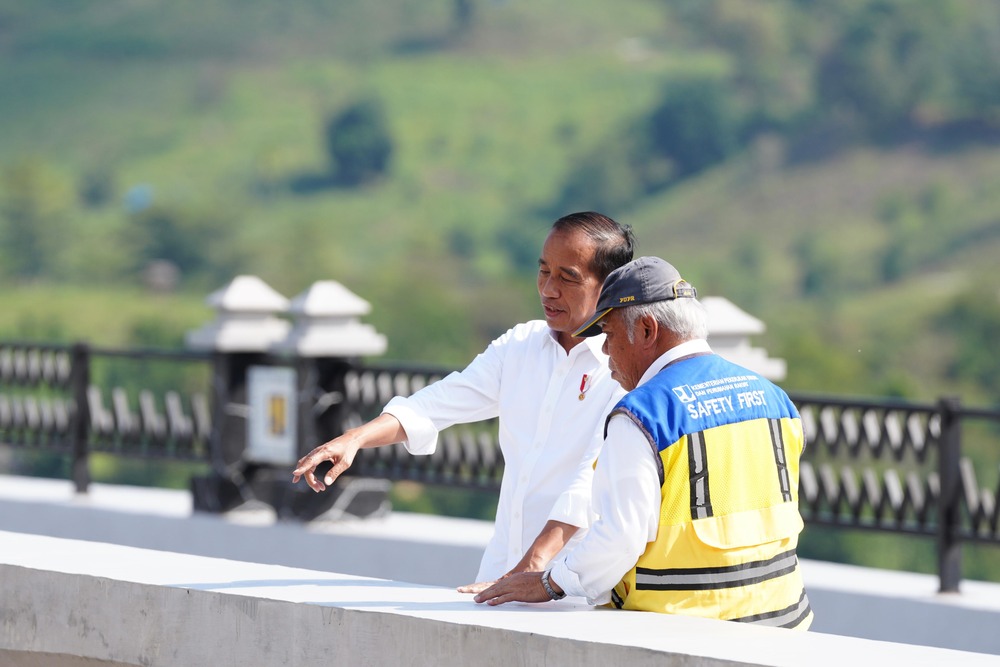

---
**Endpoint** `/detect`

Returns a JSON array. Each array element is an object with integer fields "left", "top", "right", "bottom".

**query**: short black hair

[{"left": 551, "top": 211, "right": 636, "bottom": 282}]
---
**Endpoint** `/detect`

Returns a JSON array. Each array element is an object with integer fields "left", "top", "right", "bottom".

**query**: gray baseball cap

[{"left": 573, "top": 256, "right": 697, "bottom": 337}]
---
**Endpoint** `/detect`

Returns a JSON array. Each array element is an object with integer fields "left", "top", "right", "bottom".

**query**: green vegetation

[{"left": 1, "top": 0, "right": 999, "bottom": 581}]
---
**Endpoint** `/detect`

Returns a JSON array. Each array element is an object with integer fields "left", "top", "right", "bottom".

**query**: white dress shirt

[
  {"left": 549, "top": 338, "right": 714, "bottom": 603},
  {"left": 382, "top": 320, "right": 626, "bottom": 582}
]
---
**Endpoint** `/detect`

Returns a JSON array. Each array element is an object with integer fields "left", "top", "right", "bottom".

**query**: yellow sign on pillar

[{"left": 247, "top": 366, "right": 297, "bottom": 465}]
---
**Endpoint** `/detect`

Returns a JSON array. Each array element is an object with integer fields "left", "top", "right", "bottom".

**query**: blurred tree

[
  {"left": 79, "top": 167, "right": 116, "bottom": 208},
  {"left": 941, "top": 287, "right": 1000, "bottom": 395},
  {"left": 447, "top": 226, "right": 475, "bottom": 260},
  {"left": 556, "top": 74, "right": 743, "bottom": 214},
  {"left": 794, "top": 232, "right": 848, "bottom": 300},
  {"left": 778, "top": 327, "right": 870, "bottom": 395},
  {"left": 6, "top": 313, "right": 66, "bottom": 342},
  {"left": 324, "top": 98, "right": 394, "bottom": 186},
  {"left": 0, "top": 160, "right": 72, "bottom": 281},
  {"left": 496, "top": 222, "right": 546, "bottom": 274},
  {"left": 126, "top": 202, "right": 241, "bottom": 288},
  {"left": 452, "top": 0, "right": 474, "bottom": 36},
  {"left": 817, "top": 0, "right": 954, "bottom": 137},
  {"left": 877, "top": 184, "right": 953, "bottom": 283},
  {"left": 689, "top": 0, "right": 812, "bottom": 132},
  {"left": 877, "top": 192, "right": 927, "bottom": 283},
  {"left": 646, "top": 75, "right": 742, "bottom": 179},
  {"left": 949, "top": 2, "right": 1000, "bottom": 115},
  {"left": 553, "top": 137, "right": 647, "bottom": 215}
]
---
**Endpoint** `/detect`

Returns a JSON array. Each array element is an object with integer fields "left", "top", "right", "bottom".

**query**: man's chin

[
  {"left": 610, "top": 371, "right": 631, "bottom": 390},
  {"left": 543, "top": 314, "right": 567, "bottom": 330}
]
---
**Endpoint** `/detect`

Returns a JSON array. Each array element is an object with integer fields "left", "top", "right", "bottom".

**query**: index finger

[
  {"left": 291, "top": 454, "right": 326, "bottom": 491},
  {"left": 474, "top": 581, "right": 506, "bottom": 604},
  {"left": 293, "top": 450, "right": 322, "bottom": 476}
]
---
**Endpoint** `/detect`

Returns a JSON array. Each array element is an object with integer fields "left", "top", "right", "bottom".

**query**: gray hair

[{"left": 621, "top": 298, "right": 708, "bottom": 344}]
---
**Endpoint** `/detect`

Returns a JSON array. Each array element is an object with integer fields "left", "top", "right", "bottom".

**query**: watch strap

[{"left": 540, "top": 568, "right": 566, "bottom": 600}]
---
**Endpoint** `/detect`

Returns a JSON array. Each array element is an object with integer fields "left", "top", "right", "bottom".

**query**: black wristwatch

[{"left": 540, "top": 568, "right": 566, "bottom": 600}]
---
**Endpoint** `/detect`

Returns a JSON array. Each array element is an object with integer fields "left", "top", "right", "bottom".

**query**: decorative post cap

[
  {"left": 185, "top": 276, "right": 291, "bottom": 352},
  {"left": 206, "top": 275, "right": 290, "bottom": 313},
  {"left": 288, "top": 280, "right": 372, "bottom": 318},
  {"left": 274, "top": 280, "right": 387, "bottom": 358}
]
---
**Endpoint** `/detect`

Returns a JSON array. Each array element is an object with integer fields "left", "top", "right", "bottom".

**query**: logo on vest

[{"left": 672, "top": 385, "right": 697, "bottom": 402}]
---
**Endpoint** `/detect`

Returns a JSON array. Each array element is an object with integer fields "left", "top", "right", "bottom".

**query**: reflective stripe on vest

[
  {"left": 610, "top": 587, "right": 624, "bottom": 609},
  {"left": 768, "top": 418, "right": 793, "bottom": 503},
  {"left": 729, "top": 590, "right": 813, "bottom": 629},
  {"left": 635, "top": 548, "right": 799, "bottom": 591},
  {"left": 687, "top": 429, "right": 712, "bottom": 519}
]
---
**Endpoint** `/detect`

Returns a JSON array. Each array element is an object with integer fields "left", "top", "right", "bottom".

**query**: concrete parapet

[
  {"left": 3, "top": 474, "right": 1000, "bottom": 658},
  {"left": 3, "top": 531, "right": 999, "bottom": 667}
]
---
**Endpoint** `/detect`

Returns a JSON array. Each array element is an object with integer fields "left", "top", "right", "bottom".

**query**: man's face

[
  {"left": 537, "top": 228, "right": 603, "bottom": 336},
  {"left": 600, "top": 310, "right": 647, "bottom": 391}
]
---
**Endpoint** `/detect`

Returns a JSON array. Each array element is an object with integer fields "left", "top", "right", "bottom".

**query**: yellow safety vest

[{"left": 609, "top": 355, "right": 813, "bottom": 630}]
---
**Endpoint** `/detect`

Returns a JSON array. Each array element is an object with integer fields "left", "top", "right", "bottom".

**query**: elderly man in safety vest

[{"left": 474, "top": 256, "right": 813, "bottom": 630}]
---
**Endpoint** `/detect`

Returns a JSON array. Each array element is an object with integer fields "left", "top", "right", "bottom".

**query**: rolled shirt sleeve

[
  {"left": 381, "top": 343, "right": 504, "bottom": 456},
  {"left": 381, "top": 398, "right": 439, "bottom": 455}
]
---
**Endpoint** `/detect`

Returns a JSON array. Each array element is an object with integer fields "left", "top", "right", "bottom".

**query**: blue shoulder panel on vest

[{"left": 612, "top": 355, "right": 799, "bottom": 452}]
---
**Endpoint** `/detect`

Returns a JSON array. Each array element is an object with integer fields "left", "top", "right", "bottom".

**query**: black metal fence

[
  {"left": 0, "top": 343, "right": 213, "bottom": 492},
  {"left": 1, "top": 341, "right": 998, "bottom": 592},
  {"left": 793, "top": 393, "right": 1000, "bottom": 591}
]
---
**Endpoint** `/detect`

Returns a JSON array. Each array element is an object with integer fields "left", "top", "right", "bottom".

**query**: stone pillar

[
  {"left": 274, "top": 280, "right": 391, "bottom": 522},
  {"left": 185, "top": 276, "right": 290, "bottom": 514}
]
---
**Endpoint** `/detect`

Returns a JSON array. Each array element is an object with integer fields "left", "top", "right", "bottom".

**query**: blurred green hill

[
  {"left": 2, "top": 0, "right": 998, "bottom": 402},
  {"left": 1, "top": 0, "right": 999, "bottom": 581}
]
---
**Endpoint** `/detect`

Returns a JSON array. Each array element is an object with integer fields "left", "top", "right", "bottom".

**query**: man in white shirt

[
  {"left": 292, "top": 212, "right": 636, "bottom": 586},
  {"left": 474, "top": 257, "right": 812, "bottom": 630}
]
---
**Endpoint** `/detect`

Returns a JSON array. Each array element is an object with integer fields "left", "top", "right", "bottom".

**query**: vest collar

[{"left": 637, "top": 339, "right": 712, "bottom": 388}]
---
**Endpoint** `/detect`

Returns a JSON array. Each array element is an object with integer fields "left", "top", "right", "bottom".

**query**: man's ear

[{"left": 639, "top": 314, "right": 658, "bottom": 347}]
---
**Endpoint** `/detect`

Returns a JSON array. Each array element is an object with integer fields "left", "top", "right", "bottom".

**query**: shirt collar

[
  {"left": 636, "top": 339, "right": 712, "bottom": 388},
  {"left": 581, "top": 332, "right": 608, "bottom": 358},
  {"left": 546, "top": 327, "right": 607, "bottom": 359}
]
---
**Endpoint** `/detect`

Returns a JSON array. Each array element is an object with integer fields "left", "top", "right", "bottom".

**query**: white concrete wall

[
  {"left": 3, "top": 531, "right": 999, "bottom": 667},
  {"left": 2, "top": 474, "right": 1000, "bottom": 657}
]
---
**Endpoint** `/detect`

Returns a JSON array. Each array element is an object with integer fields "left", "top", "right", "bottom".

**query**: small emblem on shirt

[{"left": 578, "top": 373, "right": 591, "bottom": 401}]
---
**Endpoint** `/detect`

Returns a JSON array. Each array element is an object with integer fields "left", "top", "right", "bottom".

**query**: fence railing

[
  {"left": 792, "top": 393, "right": 1000, "bottom": 591},
  {"left": 1, "top": 341, "right": 998, "bottom": 591}
]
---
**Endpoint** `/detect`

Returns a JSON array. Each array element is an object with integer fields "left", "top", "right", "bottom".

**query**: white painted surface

[
  {"left": 2, "top": 474, "right": 1000, "bottom": 656},
  {"left": 2, "top": 531, "right": 998, "bottom": 667}
]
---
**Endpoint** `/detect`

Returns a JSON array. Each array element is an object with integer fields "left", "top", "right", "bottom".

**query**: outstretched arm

[{"left": 291, "top": 413, "right": 407, "bottom": 492}]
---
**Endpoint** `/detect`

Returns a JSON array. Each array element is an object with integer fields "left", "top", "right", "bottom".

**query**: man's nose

[{"left": 540, "top": 275, "right": 558, "bottom": 297}]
